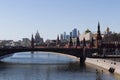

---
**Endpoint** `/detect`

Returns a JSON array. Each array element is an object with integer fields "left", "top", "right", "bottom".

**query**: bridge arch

[
  {"left": 2, "top": 51, "right": 79, "bottom": 64},
  {"left": 13, "top": 51, "right": 79, "bottom": 61},
  {"left": 13, "top": 51, "right": 79, "bottom": 58},
  {"left": 0, "top": 48, "right": 97, "bottom": 63}
]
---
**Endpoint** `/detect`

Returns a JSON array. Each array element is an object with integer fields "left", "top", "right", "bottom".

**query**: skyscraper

[
  {"left": 60, "top": 34, "right": 64, "bottom": 41},
  {"left": 35, "top": 31, "right": 44, "bottom": 46},
  {"left": 63, "top": 32, "right": 66, "bottom": 40},
  {"left": 72, "top": 28, "right": 77, "bottom": 38},
  {"left": 78, "top": 30, "right": 80, "bottom": 37},
  {"left": 70, "top": 32, "right": 72, "bottom": 37}
]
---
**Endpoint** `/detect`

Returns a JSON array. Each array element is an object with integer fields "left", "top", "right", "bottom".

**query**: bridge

[
  {"left": 0, "top": 23, "right": 120, "bottom": 63},
  {"left": 0, "top": 47, "right": 99, "bottom": 63},
  {"left": 0, "top": 47, "right": 120, "bottom": 64}
]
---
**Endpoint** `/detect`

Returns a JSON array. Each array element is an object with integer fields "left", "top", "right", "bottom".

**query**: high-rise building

[
  {"left": 63, "top": 32, "right": 66, "bottom": 40},
  {"left": 35, "top": 31, "right": 44, "bottom": 46},
  {"left": 78, "top": 30, "right": 80, "bottom": 37},
  {"left": 66, "top": 35, "right": 70, "bottom": 40},
  {"left": 70, "top": 32, "right": 72, "bottom": 37},
  {"left": 60, "top": 34, "right": 64, "bottom": 41},
  {"left": 72, "top": 28, "right": 77, "bottom": 38}
]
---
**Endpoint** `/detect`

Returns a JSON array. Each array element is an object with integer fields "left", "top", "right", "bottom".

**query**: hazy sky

[{"left": 0, "top": 0, "right": 120, "bottom": 41}]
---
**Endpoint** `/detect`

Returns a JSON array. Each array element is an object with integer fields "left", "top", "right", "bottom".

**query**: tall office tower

[
  {"left": 72, "top": 28, "right": 77, "bottom": 38},
  {"left": 78, "top": 30, "right": 80, "bottom": 37},
  {"left": 63, "top": 32, "right": 66, "bottom": 40},
  {"left": 70, "top": 32, "right": 72, "bottom": 37},
  {"left": 60, "top": 34, "right": 64, "bottom": 41}
]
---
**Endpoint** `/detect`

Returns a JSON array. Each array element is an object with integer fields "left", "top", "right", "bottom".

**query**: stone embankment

[{"left": 86, "top": 58, "right": 120, "bottom": 74}]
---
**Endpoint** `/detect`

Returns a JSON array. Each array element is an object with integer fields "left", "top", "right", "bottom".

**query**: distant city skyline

[{"left": 0, "top": 0, "right": 120, "bottom": 41}]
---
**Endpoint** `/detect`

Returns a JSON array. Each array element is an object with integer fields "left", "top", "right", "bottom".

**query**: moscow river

[{"left": 0, "top": 52, "right": 120, "bottom": 80}]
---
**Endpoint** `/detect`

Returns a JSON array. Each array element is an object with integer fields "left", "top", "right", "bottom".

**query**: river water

[{"left": 0, "top": 52, "right": 120, "bottom": 80}]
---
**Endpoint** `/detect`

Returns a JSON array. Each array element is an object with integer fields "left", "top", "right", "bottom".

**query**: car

[{"left": 92, "top": 52, "right": 99, "bottom": 57}]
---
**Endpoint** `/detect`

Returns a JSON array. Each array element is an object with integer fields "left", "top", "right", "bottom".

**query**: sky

[{"left": 0, "top": 0, "right": 120, "bottom": 41}]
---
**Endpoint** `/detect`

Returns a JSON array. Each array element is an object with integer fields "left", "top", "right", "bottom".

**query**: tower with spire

[
  {"left": 68, "top": 36, "right": 73, "bottom": 47},
  {"left": 31, "top": 34, "right": 34, "bottom": 48},
  {"left": 34, "top": 31, "right": 44, "bottom": 46},
  {"left": 56, "top": 35, "right": 60, "bottom": 47},
  {"left": 96, "top": 22, "right": 102, "bottom": 48}
]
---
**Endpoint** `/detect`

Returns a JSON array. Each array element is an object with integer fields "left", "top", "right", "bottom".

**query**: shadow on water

[
  {"left": 95, "top": 69, "right": 103, "bottom": 80},
  {"left": 55, "top": 62, "right": 104, "bottom": 80},
  {"left": 55, "top": 62, "right": 86, "bottom": 72},
  {"left": 0, "top": 61, "right": 9, "bottom": 70},
  {"left": 0, "top": 61, "right": 86, "bottom": 72},
  {"left": 0, "top": 60, "right": 119, "bottom": 80}
]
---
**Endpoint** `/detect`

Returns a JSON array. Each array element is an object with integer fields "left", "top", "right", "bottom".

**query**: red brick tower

[
  {"left": 31, "top": 34, "right": 34, "bottom": 48},
  {"left": 96, "top": 22, "right": 102, "bottom": 48}
]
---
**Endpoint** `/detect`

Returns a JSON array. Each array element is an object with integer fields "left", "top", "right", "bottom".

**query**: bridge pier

[
  {"left": 80, "top": 56, "right": 86, "bottom": 64},
  {"left": 80, "top": 48, "right": 86, "bottom": 64}
]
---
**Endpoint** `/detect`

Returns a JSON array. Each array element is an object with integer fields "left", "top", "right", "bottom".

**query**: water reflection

[
  {"left": 1, "top": 52, "right": 78, "bottom": 64},
  {"left": 0, "top": 52, "right": 120, "bottom": 80},
  {"left": 0, "top": 62, "right": 118, "bottom": 80},
  {"left": 96, "top": 69, "right": 103, "bottom": 80}
]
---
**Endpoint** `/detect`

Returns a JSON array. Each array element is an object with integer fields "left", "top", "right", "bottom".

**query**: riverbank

[{"left": 86, "top": 58, "right": 120, "bottom": 75}]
